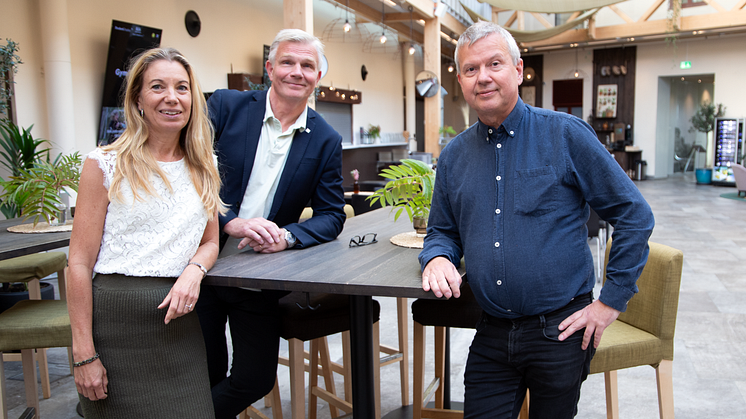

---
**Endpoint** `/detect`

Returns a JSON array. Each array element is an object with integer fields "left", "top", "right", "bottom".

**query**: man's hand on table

[
  {"left": 224, "top": 217, "right": 289, "bottom": 253},
  {"left": 422, "top": 256, "right": 461, "bottom": 299}
]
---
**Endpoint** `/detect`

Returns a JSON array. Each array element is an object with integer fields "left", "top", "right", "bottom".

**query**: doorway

[{"left": 654, "top": 74, "right": 715, "bottom": 177}]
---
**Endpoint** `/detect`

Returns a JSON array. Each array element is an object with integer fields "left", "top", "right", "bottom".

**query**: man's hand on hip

[
  {"left": 224, "top": 217, "right": 286, "bottom": 253},
  {"left": 422, "top": 256, "right": 461, "bottom": 299},
  {"left": 558, "top": 299, "right": 620, "bottom": 350}
]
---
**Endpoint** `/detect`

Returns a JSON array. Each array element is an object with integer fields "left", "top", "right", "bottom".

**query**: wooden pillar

[
  {"left": 424, "top": 16, "right": 441, "bottom": 158},
  {"left": 283, "top": 0, "right": 313, "bottom": 32}
]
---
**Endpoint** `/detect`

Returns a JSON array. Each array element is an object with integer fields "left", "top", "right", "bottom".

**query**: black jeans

[
  {"left": 196, "top": 285, "right": 287, "bottom": 419},
  {"left": 464, "top": 293, "right": 595, "bottom": 419}
]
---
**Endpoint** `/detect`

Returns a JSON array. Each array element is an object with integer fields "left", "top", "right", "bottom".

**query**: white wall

[
  {"left": 1, "top": 0, "right": 404, "bottom": 158},
  {"left": 635, "top": 34, "right": 746, "bottom": 177},
  {"left": 540, "top": 48, "right": 594, "bottom": 118}
]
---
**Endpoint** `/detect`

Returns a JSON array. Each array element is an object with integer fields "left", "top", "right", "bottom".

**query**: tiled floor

[{"left": 3, "top": 174, "right": 746, "bottom": 418}]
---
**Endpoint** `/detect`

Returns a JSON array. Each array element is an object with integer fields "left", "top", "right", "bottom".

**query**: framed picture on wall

[
  {"left": 521, "top": 86, "right": 536, "bottom": 107},
  {"left": 596, "top": 84, "right": 618, "bottom": 118}
]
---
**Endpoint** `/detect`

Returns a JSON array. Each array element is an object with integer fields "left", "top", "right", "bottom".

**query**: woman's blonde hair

[{"left": 103, "top": 47, "right": 225, "bottom": 217}]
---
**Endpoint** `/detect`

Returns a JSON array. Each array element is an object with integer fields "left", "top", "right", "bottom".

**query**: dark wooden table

[
  {"left": 205, "top": 208, "right": 462, "bottom": 419},
  {"left": 0, "top": 218, "right": 72, "bottom": 261}
]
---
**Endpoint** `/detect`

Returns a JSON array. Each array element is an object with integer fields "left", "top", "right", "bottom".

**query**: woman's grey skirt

[{"left": 79, "top": 274, "right": 215, "bottom": 419}]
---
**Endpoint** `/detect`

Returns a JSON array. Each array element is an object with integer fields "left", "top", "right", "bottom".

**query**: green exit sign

[{"left": 680, "top": 61, "right": 692, "bottom": 69}]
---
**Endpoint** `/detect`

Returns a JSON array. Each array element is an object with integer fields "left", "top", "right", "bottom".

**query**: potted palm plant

[
  {"left": 0, "top": 120, "right": 51, "bottom": 218},
  {"left": 689, "top": 101, "right": 725, "bottom": 184},
  {"left": 367, "top": 158, "right": 435, "bottom": 234}
]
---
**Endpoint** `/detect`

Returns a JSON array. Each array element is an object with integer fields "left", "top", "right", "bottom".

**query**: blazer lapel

[{"left": 268, "top": 110, "right": 316, "bottom": 218}]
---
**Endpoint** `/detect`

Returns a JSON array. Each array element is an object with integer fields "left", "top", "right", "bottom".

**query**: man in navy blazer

[{"left": 197, "top": 29, "right": 346, "bottom": 419}]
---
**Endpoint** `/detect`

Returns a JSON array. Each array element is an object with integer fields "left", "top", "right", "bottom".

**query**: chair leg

[
  {"left": 288, "top": 338, "right": 305, "bottom": 419},
  {"left": 656, "top": 360, "right": 674, "bottom": 419},
  {"left": 271, "top": 376, "right": 283, "bottom": 419},
  {"left": 1, "top": 350, "right": 8, "bottom": 419},
  {"left": 21, "top": 349, "right": 40, "bottom": 418},
  {"left": 604, "top": 370, "right": 620, "bottom": 419},
  {"left": 373, "top": 321, "right": 381, "bottom": 419},
  {"left": 433, "top": 326, "right": 446, "bottom": 409},
  {"left": 396, "top": 297, "right": 410, "bottom": 406},
  {"left": 37, "top": 349, "right": 51, "bottom": 399},
  {"left": 518, "top": 389, "right": 529, "bottom": 419},
  {"left": 413, "top": 321, "right": 425, "bottom": 419},
  {"left": 309, "top": 339, "right": 320, "bottom": 419},
  {"left": 341, "top": 331, "right": 352, "bottom": 404}
]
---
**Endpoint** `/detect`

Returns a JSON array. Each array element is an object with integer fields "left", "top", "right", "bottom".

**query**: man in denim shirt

[{"left": 418, "top": 21, "right": 654, "bottom": 418}]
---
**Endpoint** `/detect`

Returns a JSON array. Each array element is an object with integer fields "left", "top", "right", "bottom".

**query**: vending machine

[{"left": 712, "top": 117, "right": 744, "bottom": 185}]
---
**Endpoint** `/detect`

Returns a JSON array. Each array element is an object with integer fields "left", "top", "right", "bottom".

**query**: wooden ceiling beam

[
  {"left": 702, "top": 0, "right": 727, "bottom": 13},
  {"left": 505, "top": 11, "right": 518, "bottom": 27},
  {"left": 401, "top": 0, "right": 434, "bottom": 19},
  {"left": 638, "top": 0, "right": 665, "bottom": 23},
  {"left": 530, "top": 12, "right": 553, "bottom": 29},
  {"left": 608, "top": 4, "right": 634, "bottom": 24},
  {"left": 734, "top": 0, "right": 746, "bottom": 10}
]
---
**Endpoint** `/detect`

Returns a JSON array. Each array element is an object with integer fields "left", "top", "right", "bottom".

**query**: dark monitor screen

[{"left": 98, "top": 20, "right": 162, "bottom": 145}]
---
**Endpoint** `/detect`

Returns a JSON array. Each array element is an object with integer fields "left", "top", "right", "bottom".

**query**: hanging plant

[{"left": 0, "top": 38, "right": 23, "bottom": 117}]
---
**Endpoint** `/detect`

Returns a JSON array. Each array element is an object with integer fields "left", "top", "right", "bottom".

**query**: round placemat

[
  {"left": 7, "top": 220, "right": 73, "bottom": 233},
  {"left": 390, "top": 231, "right": 425, "bottom": 249}
]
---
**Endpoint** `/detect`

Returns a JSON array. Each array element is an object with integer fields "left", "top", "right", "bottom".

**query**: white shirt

[
  {"left": 237, "top": 88, "right": 309, "bottom": 220},
  {"left": 87, "top": 148, "right": 210, "bottom": 277}
]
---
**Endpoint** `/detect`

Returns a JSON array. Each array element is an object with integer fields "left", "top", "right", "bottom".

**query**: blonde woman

[{"left": 68, "top": 47, "right": 224, "bottom": 418}]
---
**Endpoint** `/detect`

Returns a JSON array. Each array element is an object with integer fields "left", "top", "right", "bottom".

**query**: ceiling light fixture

[
  {"left": 408, "top": 6, "right": 416, "bottom": 55},
  {"left": 379, "top": 2, "right": 387, "bottom": 44},
  {"left": 447, "top": 63, "right": 454, "bottom": 72},
  {"left": 343, "top": 0, "right": 351, "bottom": 33}
]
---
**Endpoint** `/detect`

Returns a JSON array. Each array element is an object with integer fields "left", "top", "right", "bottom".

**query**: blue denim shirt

[{"left": 419, "top": 98, "right": 654, "bottom": 318}]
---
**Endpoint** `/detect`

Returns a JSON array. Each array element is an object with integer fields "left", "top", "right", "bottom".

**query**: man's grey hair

[
  {"left": 454, "top": 21, "right": 521, "bottom": 75},
  {"left": 267, "top": 29, "right": 325, "bottom": 68}
]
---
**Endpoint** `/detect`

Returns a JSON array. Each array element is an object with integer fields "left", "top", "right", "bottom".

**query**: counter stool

[
  {"left": 242, "top": 292, "right": 381, "bottom": 419},
  {"left": 412, "top": 282, "right": 483, "bottom": 419},
  {"left": 0, "top": 252, "right": 69, "bottom": 401},
  {"left": 0, "top": 299, "right": 72, "bottom": 419}
]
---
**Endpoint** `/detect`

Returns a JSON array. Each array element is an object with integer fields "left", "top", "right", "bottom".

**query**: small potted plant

[
  {"left": 351, "top": 169, "right": 360, "bottom": 193},
  {"left": 367, "top": 158, "right": 434, "bottom": 234}
]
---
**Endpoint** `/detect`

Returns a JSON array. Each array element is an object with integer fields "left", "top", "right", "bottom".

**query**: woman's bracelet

[
  {"left": 188, "top": 261, "right": 208, "bottom": 278},
  {"left": 73, "top": 353, "right": 100, "bottom": 367}
]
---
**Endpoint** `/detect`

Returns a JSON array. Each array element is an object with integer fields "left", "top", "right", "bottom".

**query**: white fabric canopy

[
  {"left": 506, "top": 8, "right": 599, "bottom": 43},
  {"left": 460, "top": 2, "right": 599, "bottom": 43},
  {"left": 478, "top": 0, "right": 623, "bottom": 13}
]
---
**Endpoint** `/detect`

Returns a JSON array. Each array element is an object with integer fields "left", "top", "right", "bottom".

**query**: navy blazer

[{"left": 209, "top": 89, "right": 346, "bottom": 249}]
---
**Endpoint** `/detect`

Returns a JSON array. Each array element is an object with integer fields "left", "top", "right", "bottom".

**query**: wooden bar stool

[
  {"left": 0, "top": 252, "right": 69, "bottom": 401},
  {"left": 242, "top": 292, "right": 381, "bottom": 419},
  {"left": 0, "top": 299, "right": 72, "bottom": 419}
]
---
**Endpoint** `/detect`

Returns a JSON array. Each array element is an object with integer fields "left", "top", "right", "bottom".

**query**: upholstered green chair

[
  {"left": 0, "top": 252, "right": 69, "bottom": 402},
  {"left": 589, "top": 240, "right": 684, "bottom": 419},
  {"left": 0, "top": 299, "right": 72, "bottom": 419}
]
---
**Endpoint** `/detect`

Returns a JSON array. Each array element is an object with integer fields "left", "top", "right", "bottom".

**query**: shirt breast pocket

[{"left": 514, "top": 166, "right": 557, "bottom": 216}]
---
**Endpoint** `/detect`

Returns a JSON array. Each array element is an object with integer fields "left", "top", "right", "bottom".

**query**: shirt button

[
  {"left": 495, "top": 209, "right": 501, "bottom": 214},
  {"left": 496, "top": 143, "right": 502, "bottom": 149},
  {"left": 489, "top": 129, "right": 493, "bottom": 134},
  {"left": 507, "top": 309, "right": 512, "bottom": 312},
  {"left": 496, "top": 176, "right": 502, "bottom": 181},
  {"left": 494, "top": 242, "right": 500, "bottom": 247},
  {"left": 496, "top": 280, "right": 502, "bottom": 285},
  {"left": 509, "top": 130, "right": 515, "bottom": 135}
]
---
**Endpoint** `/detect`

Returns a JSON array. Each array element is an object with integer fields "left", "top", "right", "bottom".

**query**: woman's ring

[{"left": 186, "top": 304, "right": 193, "bottom": 310}]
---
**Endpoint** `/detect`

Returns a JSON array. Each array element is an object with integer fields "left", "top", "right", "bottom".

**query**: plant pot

[
  {"left": 695, "top": 168, "right": 712, "bottom": 184},
  {"left": 0, "top": 282, "right": 55, "bottom": 314},
  {"left": 413, "top": 216, "right": 428, "bottom": 235}
]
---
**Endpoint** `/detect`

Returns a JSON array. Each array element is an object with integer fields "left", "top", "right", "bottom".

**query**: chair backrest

[
  {"left": 603, "top": 240, "right": 683, "bottom": 360},
  {"left": 732, "top": 163, "right": 746, "bottom": 190}
]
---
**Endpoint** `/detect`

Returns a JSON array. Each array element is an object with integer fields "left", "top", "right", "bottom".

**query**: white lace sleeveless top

[{"left": 87, "top": 148, "right": 209, "bottom": 277}]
